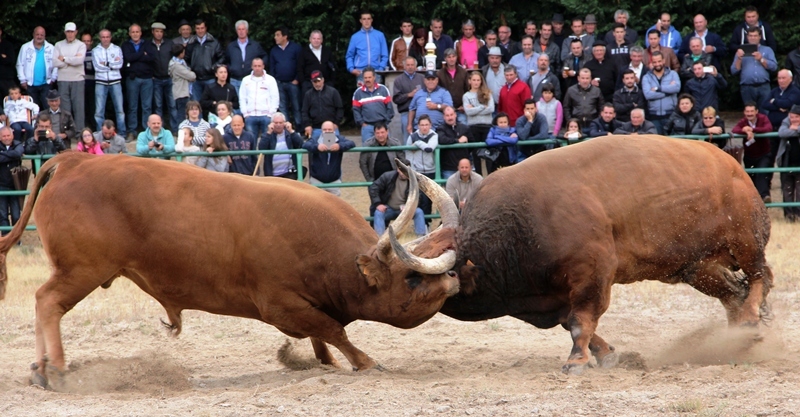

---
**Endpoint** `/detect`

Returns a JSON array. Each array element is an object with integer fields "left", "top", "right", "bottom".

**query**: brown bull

[
  {"left": 443, "top": 135, "right": 774, "bottom": 374},
  {"left": 0, "top": 152, "right": 460, "bottom": 389}
]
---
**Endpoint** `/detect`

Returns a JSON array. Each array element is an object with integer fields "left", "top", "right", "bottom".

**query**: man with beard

[
  {"left": 613, "top": 69, "right": 646, "bottom": 122},
  {"left": 529, "top": 54, "right": 560, "bottom": 101},
  {"left": 642, "top": 51, "right": 680, "bottom": 134},
  {"left": 533, "top": 21, "right": 561, "bottom": 73},
  {"left": 560, "top": 17, "right": 593, "bottom": 64},
  {"left": 509, "top": 36, "right": 539, "bottom": 84}
]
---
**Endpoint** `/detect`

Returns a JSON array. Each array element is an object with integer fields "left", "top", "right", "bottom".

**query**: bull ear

[
  {"left": 458, "top": 260, "right": 479, "bottom": 296},
  {"left": 356, "top": 255, "right": 386, "bottom": 288}
]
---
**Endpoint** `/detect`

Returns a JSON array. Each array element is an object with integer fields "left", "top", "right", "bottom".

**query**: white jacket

[
  {"left": 92, "top": 43, "right": 124, "bottom": 83},
  {"left": 3, "top": 97, "right": 40, "bottom": 124},
  {"left": 53, "top": 39, "right": 86, "bottom": 81},
  {"left": 16, "top": 40, "right": 56, "bottom": 85},
  {"left": 239, "top": 72, "right": 279, "bottom": 118}
]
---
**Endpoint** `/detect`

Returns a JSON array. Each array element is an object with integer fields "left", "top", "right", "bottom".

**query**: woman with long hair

[
  {"left": 463, "top": 71, "right": 494, "bottom": 174},
  {"left": 195, "top": 129, "right": 230, "bottom": 172},
  {"left": 408, "top": 28, "right": 428, "bottom": 69}
]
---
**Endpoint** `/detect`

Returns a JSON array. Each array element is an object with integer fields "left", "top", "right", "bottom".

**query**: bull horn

[
  {"left": 388, "top": 226, "right": 456, "bottom": 274},
  {"left": 376, "top": 159, "right": 420, "bottom": 260},
  {"left": 414, "top": 172, "right": 459, "bottom": 229}
]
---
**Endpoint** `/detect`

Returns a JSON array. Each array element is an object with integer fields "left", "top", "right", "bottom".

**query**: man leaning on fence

[
  {"left": 0, "top": 126, "right": 24, "bottom": 236},
  {"left": 777, "top": 105, "right": 800, "bottom": 222},
  {"left": 302, "top": 121, "right": 355, "bottom": 196}
]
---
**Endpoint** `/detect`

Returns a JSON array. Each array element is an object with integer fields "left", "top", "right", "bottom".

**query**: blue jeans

[
  {"left": 153, "top": 78, "right": 176, "bottom": 131},
  {"left": 10, "top": 122, "right": 34, "bottom": 142},
  {"left": 741, "top": 83, "right": 771, "bottom": 110},
  {"left": 0, "top": 188, "right": 20, "bottom": 236},
  {"left": 442, "top": 170, "right": 457, "bottom": 179},
  {"left": 245, "top": 115, "right": 271, "bottom": 141},
  {"left": 27, "top": 83, "right": 50, "bottom": 110},
  {"left": 174, "top": 97, "right": 189, "bottom": 131},
  {"left": 230, "top": 78, "right": 242, "bottom": 97},
  {"left": 651, "top": 116, "right": 669, "bottom": 135},
  {"left": 456, "top": 111, "right": 467, "bottom": 125},
  {"left": 278, "top": 81, "right": 302, "bottom": 126},
  {"left": 374, "top": 207, "right": 427, "bottom": 236},
  {"left": 360, "top": 124, "right": 375, "bottom": 144},
  {"left": 96, "top": 82, "right": 126, "bottom": 135},
  {"left": 125, "top": 77, "right": 153, "bottom": 133},
  {"left": 400, "top": 112, "right": 410, "bottom": 143},
  {"left": 191, "top": 78, "right": 216, "bottom": 102}
]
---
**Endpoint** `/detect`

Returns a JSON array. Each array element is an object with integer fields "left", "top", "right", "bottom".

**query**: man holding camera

[
  {"left": 136, "top": 114, "right": 174, "bottom": 156},
  {"left": 25, "top": 113, "right": 68, "bottom": 157}
]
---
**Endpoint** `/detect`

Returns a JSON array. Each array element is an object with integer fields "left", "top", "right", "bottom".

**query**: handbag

[
  {"left": 10, "top": 165, "right": 31, "bottom": 208},
  {"left": 477, "top": 147, "right": 500, "bottom": 162}
]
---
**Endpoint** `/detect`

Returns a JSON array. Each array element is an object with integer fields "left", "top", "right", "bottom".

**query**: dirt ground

[{"left": 2, "top": 137, "right": 800, "bottom": 417}]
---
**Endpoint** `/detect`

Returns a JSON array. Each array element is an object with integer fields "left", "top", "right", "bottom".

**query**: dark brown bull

[
  {"left": 442, "top": 135, "right": 773, "bottom": 374},
  {"left": 0, "top": 152, "right": 460, "bottom": 389}
]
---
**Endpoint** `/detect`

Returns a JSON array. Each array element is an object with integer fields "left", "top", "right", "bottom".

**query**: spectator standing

[
  {"left": 678, "top": 14, "right": 726, "bottom": 72},
  {"left": 482, "top": 47, "right": 506, "bottom": 105},
  {"left": 226, "top": 20, "right": 267, "bottom": 96},
  {"left": 298, "top": 30, "right": 336, "bottom": 97},
  {"left": 621, "top": 46, "right": 648, "bottom": 89},
  {"left": 445, "top": 158, "right": 483, "bottom": 212},
  {"left": 352, "top": 67, "right": 393, "bottom": 143},
  {"left": 642, "top": 52, "right": 681, "bottom": 134},
  {"left": 407, "top": 70, "right": 453, "bottom": 133},
  {"left": 168, "top": 43, "right": 196, "bottom": 132},
  {"left": 186, "top": 19, "right": 225, "bottom": 101},
  {"left": 679, "top": 38, "right": 714, "bottom": 82},
  {"left": 150, "top": 22, "right": 176, "bottom": 132},
  {"left": 390, "top": 19, "right": 414, "bottom": 71},
  {"left": 561, "top": 39, "right": 588, "bottom": 93},
  {"left": 643, "top": 30, "right": 680, "bottom": 72},
  {"left": 135, "top": 115, "right": 175, "bottom": 156},
  {"left": 613, "top": 69, "right": 646, "bottom": 122},
  {"left": 534, "top": 22, "right": 561, "bottom": 73},
  {"left": 455, "top": 20, "right": 484, "bottom": 69},
  {"left": 369, "top": 161, "right": 428, "bottom": 237},
  {"left": 777, "top": 105, "right": 800, "bottom": 222},
  {"left": 302, "top": 121, "right": 355, "bottom": 196},
  {"left": 43, "top": 89, "right": 76, "bottom": 147},
  {"left": 360, "top": 121, "right": 402, "bottom": 182},
  {"left": 437, "top": 49, "right": 470, "bottom": 124},
  {"left": 177, "top": 101, "right": 211, "bottom": 147},
  {"left": 0, "top": 126, "right": 23, "bottom": 235},
  {"left": 509, "top": 36, "right": 539, "bottom": 84},
  {"left": 346, "top": 11, "right": 389, "bottom": 83},
  {"left": 200, "top": 65, "right": 238, "bottom": 117},
  {"left": 16, "top": 27, "right": 55, "bottom": 110},
  {"left": 406, "top": 114, "right": 438, "bottom": 215},
  {"left": 302, "top": 71, "right": 343, "bottom": 139},
  {"left": 583, "top": 41, "right": 618, "bottom": 103},
  {"left": 613, "top": 109, "right": 657, "bottom": 134},
  {"left": 80, "top": 32, "right": 95, "bottom": 131},
  {"left": 645, "top": 13, "right": 682, "bottom": 51},
  {"left": 608, "top": 23, "right": 631, "bottom": 66},
  {"left": 498, "top": 66, "right": 531, "bottom": 126},
  {"left": 584, "top": 15, "right": 598, "bottom": 39},
  {"left": 121, "top": 24, "right": 155, "bottom": 141},
  {"left": 729, "top": 6, "right": 777, "bottom": 55},
  {"left": 173, "top": 20, "right": 195, "bottom": 46},
  {"left": 731, "top": 27, "right": 777, "bottom": 111},
  {"left": 0, "top": 26, "right": 17, "bottom": 103},
  {"left": 93, "top": 119, "right": 126, "bottom": 154},
  {"left": 93, "top": 29, "right": 125, "bottom": 137},
  {"left": 195, "top": 129, "right": 229, "bottom": 172},
  {"left": 393, "top": 57, "right": 424, "bottom": 143},
  {"left": 761, "top": 70, "right": 800, "bottom": 187},
  {"left": 563, "top": 68, "right": 604, "bottom": 131},
  {"left": 604, "top": 9, "right": 638, "bottom": 47},
  {"left": 787, "top": 44, "right": 800, "bottom": 89},
  {"left": 732, "top": 103, "right": 773, "bottom": 202},
  {"left": 537, "top": 83, "right": 563, "bottom": 137},
  {"left": 664, "top": 94, "right": 701, "bottom": 136},
  {"left": 463, "top": 70, "right": 495, "bottom": 166},
  {"left": 240, "top": 58, "right": 280, "bottom": 141},
  {"left": 430, "top": 19, "right": 454, "bottom": 68},
  {"left": 407, "top": 28, "right": 428, "bottom": 69},
  {"left": 436, "top": 105, "right": 473, "bottom": 178},
  {"left": 270, "top": 26, "right": 303, "bottom": 127},
  {"left": 515, "top": 98, "right": 551, "bottom": 158},
  {"left": 550, "top": 15, "right": 567, "bottom": 51},
  {"left": 53, "top": 22, "right": 86, "bottom": 132},
  {"left": 560, "top": 18, "right": 593, "bottom": 64},
  {"left": 257, "top": 112, "right": 305, "bottom": 178},
  {"left": 223, "top": 115, "right": 258, "bottom": 175},
  {"left": 588, "top": 103, "right": 623, "bottom": 137},
  {"left": 496, "top": 26, "right": 517, "bottom": 61},
  {"left": 479, "top": 30, "right": 510, "bottom": 68}
]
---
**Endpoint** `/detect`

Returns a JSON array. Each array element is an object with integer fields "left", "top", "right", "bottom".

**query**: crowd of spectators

[{"left": 0, "top": 6, "right": 799, "bottom": 225}]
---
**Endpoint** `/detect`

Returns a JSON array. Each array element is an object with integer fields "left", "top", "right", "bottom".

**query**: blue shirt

[
  {"left": 33, "top": 45, "right": 47, "bottom": 86},
  {"left": 730, "top": 45, "right": 778, "bottom": 85},
  {"left": 508, "top": 52, "right": 540, "bottom": 84},
  {"left": 345, "top": 28, "right": 389, "bottom": 72},
  {"left": 408, "top": 87, "right": 453, "bottom": 129}
]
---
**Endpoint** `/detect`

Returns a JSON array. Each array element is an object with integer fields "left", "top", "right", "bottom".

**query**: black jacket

[
  {"left": 297, "top": 44, "right": 335, "bottom": 82},
  {"left": 0, "top": 140, "right": 23, "bottom": 188},
  {"left": 186, "top": 34, "right": 225, "bottom": 81},
  {"left": 257, "top": 130, "right": 304, "bottom": 176},
  {"left": 24, "top": 134, "right": 67, "bottom": 156},
  {"left": 612, "top": 85, "right": 646, "bottom": 123},
  {"left": 665, "top": 110, "right": 701, "bottom": 136},
  {"left": 0, "top": 38, "right": 17, "bottom": 81},
  {"left": 588, "top": 117, "right": 624, "bottom": 137},
  {"left": 368, "top": 170, "right": 408, "bottom": 212},
  {"left": 301, "top": 85, "right": 343, "bottom": 129},
  {"left": 151, "top": 38, "right": 175, "bottom": 79},
  {"left": 436, "top": 122, "right": 472, "bottom": 172},
  {"left": 225, "top": 39, "right": 268, "bottom": 81},
  {"left": 121, "top": 39, "right": 156, "bottom": 78},
  {"left": 200, "top": 82, "right": 239, "bottom": 116}
]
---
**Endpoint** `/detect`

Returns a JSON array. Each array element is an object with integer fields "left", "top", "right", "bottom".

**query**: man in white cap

[
  {"left": 53, "top": 22, "right": 86, "bottom": 131},
  {"left": 482, "top": 46, "right": 506, "bottom": 105}
]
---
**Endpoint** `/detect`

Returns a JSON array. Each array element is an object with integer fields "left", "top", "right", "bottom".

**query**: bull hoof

[
  {"left": 561, "top": 363, "right": 587, "bottom": 375},
  {"left": 598, "top": 351, "right": 620, "bottom": 369},
  {"left": 353, "top": 363, "right": 385, "bottom": 372},
  {"left": 29, "top": 363, "right": 48, "bottom": 389}
]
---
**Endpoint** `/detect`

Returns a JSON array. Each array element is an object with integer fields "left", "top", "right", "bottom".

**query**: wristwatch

[{"left": 437, "top": 104, "right": 441, "bottom": 110}]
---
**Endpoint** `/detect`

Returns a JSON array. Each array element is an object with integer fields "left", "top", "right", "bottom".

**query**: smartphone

[{"left": 703, "top": 66, "right": 714, "bottom": 73}]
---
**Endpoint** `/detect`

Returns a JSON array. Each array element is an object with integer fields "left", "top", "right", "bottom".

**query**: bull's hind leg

[
  {"left": 687, "top": 261, "right": 773, "bottom": 327},
  {"left": 589, "top": 333, "right": 618, "bottom": 369},
  {"left": 310, "top": 338, "right": 342, "bottom": 367},
  {"left": 31, "top": 268, "right": 106, "bottom": 389}
]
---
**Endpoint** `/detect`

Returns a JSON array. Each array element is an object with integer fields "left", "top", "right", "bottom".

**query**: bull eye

[{"left": 406, "top": 274, "right": 422, "bottom": 289}]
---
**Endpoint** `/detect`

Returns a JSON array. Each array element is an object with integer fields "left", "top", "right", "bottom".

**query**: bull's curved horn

[
  {"left": 388, "top": 226, "right": 456, "bottom": 274},
  {"left": 376, "top": 159, "right": 420, "bottom": 260},
  {"left": 414, "top": 172, "right": 459, "bottom": 229}
]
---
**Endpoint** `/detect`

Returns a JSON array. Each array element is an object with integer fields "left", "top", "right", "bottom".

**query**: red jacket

[
  {"left": 498, "top": 78, "right": 531, "bottom": 123},
  {"left": 732, "top": 113, "right": 773, "bottom": 158}
]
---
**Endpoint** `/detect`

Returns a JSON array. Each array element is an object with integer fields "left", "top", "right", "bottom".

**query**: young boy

[{"left": 3, "top": 87, "right": 40, "bottom": 142}]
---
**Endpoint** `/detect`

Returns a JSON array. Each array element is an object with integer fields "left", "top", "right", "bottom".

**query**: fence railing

[{"left": 2, "top": 133, "right": 798, "bottom": 232}]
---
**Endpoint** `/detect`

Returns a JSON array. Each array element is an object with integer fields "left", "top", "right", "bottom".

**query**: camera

[{"left": 37, "top": 130, "right": 47, "bottom": 141}]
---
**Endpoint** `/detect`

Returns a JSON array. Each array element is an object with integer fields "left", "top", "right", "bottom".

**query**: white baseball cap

[{"left": 65, "top": 22, "right": 77, "bottom": 32}]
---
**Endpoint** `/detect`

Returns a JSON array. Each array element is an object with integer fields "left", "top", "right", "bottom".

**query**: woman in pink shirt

[{"left": 455, "top": 20, "right": 485, "bottom": 68}]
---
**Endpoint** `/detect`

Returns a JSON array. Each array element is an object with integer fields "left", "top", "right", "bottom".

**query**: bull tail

[{"left": 0, "top": 157, "right": 61, "bottom": 300}]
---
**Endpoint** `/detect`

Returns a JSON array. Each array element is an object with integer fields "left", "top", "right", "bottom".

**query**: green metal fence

[{"left": 2, "top": 133, "right": 798, "bottom": 232}]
